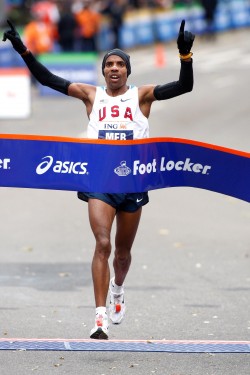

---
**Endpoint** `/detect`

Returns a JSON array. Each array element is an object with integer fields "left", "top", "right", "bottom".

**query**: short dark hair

[{"left": 102, "top": 49, "right": 131, "bottom": 77}]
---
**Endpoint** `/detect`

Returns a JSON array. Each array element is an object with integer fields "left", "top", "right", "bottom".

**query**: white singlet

[{"left": 87, "top": 85, "right": 149, "bottom": 140}]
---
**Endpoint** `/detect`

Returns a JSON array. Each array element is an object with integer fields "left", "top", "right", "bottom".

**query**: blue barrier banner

[{"left": 0, "top": 134, "right": 249, "bottom": 203}]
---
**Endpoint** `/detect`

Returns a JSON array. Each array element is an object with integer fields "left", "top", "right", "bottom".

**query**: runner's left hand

[{"left": 177, "top": 20, "right": 195, "bottom": 55}]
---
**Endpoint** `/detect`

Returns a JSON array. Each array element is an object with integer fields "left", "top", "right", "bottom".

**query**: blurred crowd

[{"left": 3, "top": 0, "right": 218, "bottom": 54}]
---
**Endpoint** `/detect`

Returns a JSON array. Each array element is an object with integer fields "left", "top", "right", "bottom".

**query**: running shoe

[
  {"left": 90, "top": 312, "right": 109, "bottom": 340},
  {"left": 109, "top": 277, "right": 126, "bottom": 324}
]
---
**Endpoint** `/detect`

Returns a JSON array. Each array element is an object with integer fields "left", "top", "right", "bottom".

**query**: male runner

[{"left": 3, "top": 19, "right": 195, "bottom": 339}]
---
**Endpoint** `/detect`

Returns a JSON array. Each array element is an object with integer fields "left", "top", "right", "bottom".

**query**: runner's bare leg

[
  {"left": 88, "top": 199, "right": 116, "bottom": 307},
  {"left": 113, "top": 208, "right": 142, "bottom": 286}
]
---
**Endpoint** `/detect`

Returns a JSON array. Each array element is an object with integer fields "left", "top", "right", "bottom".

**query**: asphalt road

[{"left": 0, "top": 29, "right": 249, "bottom": 374}]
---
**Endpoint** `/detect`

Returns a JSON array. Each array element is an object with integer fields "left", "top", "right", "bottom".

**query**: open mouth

[{"left": 110, "top": 74, "right": 119, "bottom": 81}]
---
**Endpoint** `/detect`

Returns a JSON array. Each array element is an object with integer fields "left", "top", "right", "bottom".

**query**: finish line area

[{"left": 0, "top": 338, "right": 249, "bottom": 353}]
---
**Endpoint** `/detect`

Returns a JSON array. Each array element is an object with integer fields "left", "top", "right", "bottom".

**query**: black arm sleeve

[
  {"left": 22, "top": 52, "right": 71, "bottom": 95},
  {"left": 153, "top": 60, "right": 193, "bottom": 101}
]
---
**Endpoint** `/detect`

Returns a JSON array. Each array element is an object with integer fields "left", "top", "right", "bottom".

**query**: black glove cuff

[{"left": 154, "top": 60, "right": 193, "bottom": 100}]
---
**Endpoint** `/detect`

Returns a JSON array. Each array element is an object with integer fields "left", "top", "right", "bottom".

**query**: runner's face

[{"left": 104, "top": 55, "right": 128, "bottom": 89}]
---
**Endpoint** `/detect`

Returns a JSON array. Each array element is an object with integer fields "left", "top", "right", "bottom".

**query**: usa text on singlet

[{"left": 87, "top": 86, "right": 149, "bottom": 140}]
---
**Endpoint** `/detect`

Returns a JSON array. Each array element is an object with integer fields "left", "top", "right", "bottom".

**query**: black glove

[
  {"left": 177, "top": 20, "right": 195, "bottom": 55},
  {"left": 2, "top": 19, "right": 27, "bottom": 55}
]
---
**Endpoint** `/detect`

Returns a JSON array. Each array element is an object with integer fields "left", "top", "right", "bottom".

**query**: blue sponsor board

[
  {"left": 37, "top": 53, "right": 98, "bottom": 96},
  {"left": 0, "top": 135, "right": 249, "bottom": 202},
  {"left": 0, "top": 45, "right": 26, "bottom": 68}
]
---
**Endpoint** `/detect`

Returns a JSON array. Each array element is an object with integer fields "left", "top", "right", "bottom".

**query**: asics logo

[
  {"left": 36, "top": 156, "right": 53, "bottom": 174},
  {"left": 36, "top": 156, "right": 88, "bottom": 175}
]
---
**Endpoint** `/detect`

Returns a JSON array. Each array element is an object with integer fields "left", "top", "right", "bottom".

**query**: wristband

[{"left": 179, "top": 52, "right": 193, "bottom": 60}]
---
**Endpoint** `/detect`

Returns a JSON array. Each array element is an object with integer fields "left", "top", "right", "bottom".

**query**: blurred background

[
  {"left": 1, "top": 0, "right": 250, "bottom": 119},
  {"left": 1, "top": 0, "right": 250, "bottom": 52},
  {"left": 0, "top": 2, "right": 250, "bottom": 367}
]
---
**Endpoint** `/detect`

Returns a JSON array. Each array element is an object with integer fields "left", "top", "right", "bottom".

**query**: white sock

[
  {"left": 111, "top": 278, "right": 124, "bottom": 294},
  {"left": 96, "top": 306, "right": 107, "bottom": 316}
]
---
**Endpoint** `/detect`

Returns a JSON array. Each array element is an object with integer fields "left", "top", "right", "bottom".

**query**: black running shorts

[{"left": 77, "top": 192, "right": 149, "bottom": 212}]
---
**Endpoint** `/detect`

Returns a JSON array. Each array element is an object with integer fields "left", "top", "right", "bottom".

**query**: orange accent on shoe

[
  {"left": 115, "top": 304, "right": 121, "bottom": 313},
  {"left": 96, "top": 318, "right": 103, "bottom": 327}
]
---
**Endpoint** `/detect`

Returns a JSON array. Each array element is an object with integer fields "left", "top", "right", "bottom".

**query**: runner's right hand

[{"left": 2, "top": 19, "right": 27, "bottom": 55}]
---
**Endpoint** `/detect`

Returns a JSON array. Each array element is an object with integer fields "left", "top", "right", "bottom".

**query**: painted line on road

[{"left": 0, "top": 338, "right": 249, "bottom": 353}]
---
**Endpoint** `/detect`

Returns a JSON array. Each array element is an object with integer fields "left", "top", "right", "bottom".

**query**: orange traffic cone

[{"left": 155, "top": 43, "right": 166, "bottom": 68}]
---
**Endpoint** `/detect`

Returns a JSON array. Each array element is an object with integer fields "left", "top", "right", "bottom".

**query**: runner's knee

[
  {"left": 95, "top": 236, "right": 112, "bottom": 259},
  {"left": 114, "top": 248, "right": 131, "bottom": 265}
]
